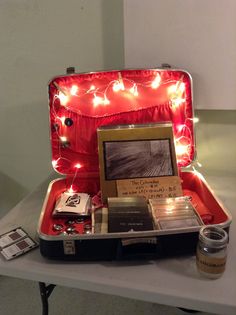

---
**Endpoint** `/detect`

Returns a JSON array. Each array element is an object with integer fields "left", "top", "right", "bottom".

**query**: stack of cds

[{"left": 149, "top": 196, "right": 203, "bottom": 230}]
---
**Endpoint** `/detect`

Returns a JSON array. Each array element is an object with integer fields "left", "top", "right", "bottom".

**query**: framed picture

[{"left": 98, "top": 123, "right": 178, "bottom": 201}]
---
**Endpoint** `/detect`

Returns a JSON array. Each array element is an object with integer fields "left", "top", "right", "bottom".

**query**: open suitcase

[{"left": 37, "top": 67, "right": 232, "bottom": 260}]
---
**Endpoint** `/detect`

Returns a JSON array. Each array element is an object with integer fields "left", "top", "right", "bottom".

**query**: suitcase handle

[{"left": 116, "top": 237, "right": 161, "bottom": 260}]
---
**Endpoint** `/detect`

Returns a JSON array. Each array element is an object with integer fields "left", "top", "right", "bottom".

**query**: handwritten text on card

[{"left": 116, "top": 176, "right": 183, "bottom": 200}]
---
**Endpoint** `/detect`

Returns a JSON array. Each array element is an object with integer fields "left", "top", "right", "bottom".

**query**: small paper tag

[
  {"left": 63, "top": 240, "right": 76, "bottom": 255},
  {"left": 116, "top": 176, "right": 183, "bottom": 200}
]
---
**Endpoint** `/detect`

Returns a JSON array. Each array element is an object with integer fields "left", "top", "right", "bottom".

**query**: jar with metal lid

[{"left": 196, "top": 225, "right": 228, "bottom": 279}]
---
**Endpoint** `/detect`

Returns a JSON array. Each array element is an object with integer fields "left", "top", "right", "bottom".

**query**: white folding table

[{"left": 0, "top": 173, "right": 235, "bottom": 315}]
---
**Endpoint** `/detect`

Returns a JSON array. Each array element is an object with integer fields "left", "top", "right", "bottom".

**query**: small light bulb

[
  {"left": 130, "top": 85, "right": 138, "bottom": 96},
  {"left": 168, "top": 81, "right": 185, "bottom": 107},
  {"left": 193, "top": 117, "right": 199, "bottom": 123},
  {"left": 75, "top": 163, "right": 82, "bottom": 169},
  {"left": 52, "top": 160, "right": 58, "bottom": 167},
  {"left": 70, "top": 85, "right": 78, "bottom": 96},
  {"left": 59, "top": 116, "right": 66, "bottom": 124},
  {"left": 113, "top": 82, "right": 120, "bottom": 92},
  {"left": 177, "top": 124, "right": 185, "bottom": 132},
  {"left": 172, "top": 98, "right": 185, "bottom": 107},
  {"left": 179, "top": 82, "right": 185, "bottom": 93},
  {"left": 104, "top": 97, "right": 110, "bottom": 105},
  {"left": 113, "top": 81, "right": 124, "bottom": 92},
  {"left": 117, "top": 72, "right": 125, "bottom": 91},
  {"left": 58, "top": 92, "right": 69, "bottom": 106},
  {"left": 93, "top": 95, "right": 103, "bottom": 106},
  {"left": 168, "top": 84, "right": 176, "bottom": 94},
  {"left": 68, "top": 186, "right": 75, "bottom": 193},
  {"left": 93, "top": 95, "right": 110, "bottom": 106},
  {"left": 151, "top": 73, "right": 161, "bottom": 89},
  {"left": 60, "top": 136, "right": 67, "bottom": 142},
  {"left": 176, "top": 144, "right": 189, "bottom": 156}
]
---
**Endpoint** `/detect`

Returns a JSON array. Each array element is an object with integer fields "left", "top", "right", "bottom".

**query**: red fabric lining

[
  {"left": 49, "top": 69, "right": 194, "bottom": 176},
  {"left": 40, "top": 172, "right": 229, "bottom": 235},
  {"left": 181, "top": 172, "right": 228, "bottom": 224}
]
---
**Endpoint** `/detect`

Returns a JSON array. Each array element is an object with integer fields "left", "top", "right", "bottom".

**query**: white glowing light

[
  {"left": 70, "top": 85, "right": 78, "bottom": 96},
  {"left": 151, "top": 73, "right": 161, "bottom": 89},
  {"left": 172, "top": 98, "right": 185, "bottom": 107},
  {"left": 104, "top": 97, "right": 110, "bottom": 105},
  {"left": 168, "top": 84, "right": 177, "bottom": 94},
  {"left": 90, "top": 85, "right": 96, "bottom": 91},
  {"left": 68, "top": 186, "right": 75, "bottom": 193},
  {"left": 176, "top": 144, "right": 189, "bottom": 156},
  {"left": 58, "top": 116, "right": 66, "bottom": 124},
  {"left": 93, "top": 95, "right": 110, "bottom": 106},
  {"left": 118, "top": 72, "right": 125, "bottom": 91},
  {"left": 75, "top": 163, "right": 82, "bottom": 169},
  {"left": 60, "top": 136, "right": 67, "bottom": 142},
  {"left": 129, "top": 85, "right": 138, "bottom": 96},
  {"left": 177, "top": 124, "right": 186, "bottom": 132},
  {"left": 93, "top": 96, "right": 102, "bottom": 106},
  {"left": 169, "top": 81, "right": 185, "bottom": 94},
  {"left": 113, "top": 81, "right": 125, "bottom": 92},
  {"left": 179, "top": 82, "right": 185, "bottom": 93},
  {"left": 52, "top": 160, "right": 58, "bottom": 167},
  {"left": 168, "top": 81, "right": 186, "bottom": 107},
  {"left": 58, "top": 91, "right": 69, "bottom": 106},
  {"left": 193, "top": 117, "right": 199, "bottom": 123}
]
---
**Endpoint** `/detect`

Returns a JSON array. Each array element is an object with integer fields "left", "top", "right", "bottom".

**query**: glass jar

[{"left": 196, "top": 226, "right": 228, "bottom": 279}]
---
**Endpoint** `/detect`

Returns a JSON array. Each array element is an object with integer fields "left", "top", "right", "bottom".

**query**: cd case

[
  {"left": 107, "top": 197, "right": 153, "bottom": 233},
  {"left": 149, "top": 197, "right": 204, "bottom": 230},
  {"left": 0, "top": 227, "right": 38, "bottom": 260}
]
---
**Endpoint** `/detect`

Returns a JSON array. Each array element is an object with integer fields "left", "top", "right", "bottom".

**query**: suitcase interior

[{"left": 38, "top": 68, "right": 231, "bottom": 260}]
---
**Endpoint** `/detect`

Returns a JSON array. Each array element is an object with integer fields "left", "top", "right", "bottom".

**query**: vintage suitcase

[{"left": 37, "top": 67, "right": 232, "bottom": 260}]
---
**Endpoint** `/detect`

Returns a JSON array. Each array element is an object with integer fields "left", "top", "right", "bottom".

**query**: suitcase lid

[{"left": 48, "top": 68, "right": 195, "bottom": 178}]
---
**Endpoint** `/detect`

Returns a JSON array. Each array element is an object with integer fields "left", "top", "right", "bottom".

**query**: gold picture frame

[{"left": 97, "top": 123, "right": 178, "bottom": 202}]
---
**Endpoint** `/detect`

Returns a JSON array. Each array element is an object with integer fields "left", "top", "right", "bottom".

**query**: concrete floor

[{"left": 0, "top": 276, "right": 216, "bottom": 315}]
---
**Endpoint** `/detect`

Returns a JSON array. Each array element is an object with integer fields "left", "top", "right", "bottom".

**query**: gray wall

[
  {"left": 124, "top": 0, "right": 236, "bottom": 110},
  {"left": 0, "top": 0, "right": 124, "bottom": 213},
  {"left": 195, "top": 110, "right": 236, "bottom": 178}
]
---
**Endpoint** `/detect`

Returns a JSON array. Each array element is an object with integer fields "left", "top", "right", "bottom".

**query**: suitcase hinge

[
  {"left": 161, "top": 63, "right": 171, "bottom": 69},
  {"left": 66, "top": 67, "right": 75, "bottom": 74}
]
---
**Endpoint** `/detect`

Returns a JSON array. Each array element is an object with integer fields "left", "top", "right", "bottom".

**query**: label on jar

[{"left": 196, "top": 249, "right": 227, "bottom": 275}]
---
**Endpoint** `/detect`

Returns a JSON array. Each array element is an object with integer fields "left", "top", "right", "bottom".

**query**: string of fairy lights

[
  {"left": 49, "top": 71, "right": 200, "bottom": 192},
  {"left": 54, "top": 72, "right": 187, "bottom": 108}
]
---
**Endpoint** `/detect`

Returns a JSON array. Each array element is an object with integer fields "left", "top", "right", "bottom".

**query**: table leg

[{"left": 39, "top": 282, "right": 56, "bottom": 315}]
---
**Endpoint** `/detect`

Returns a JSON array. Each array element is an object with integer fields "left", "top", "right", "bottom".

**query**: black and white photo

[{"left": 104, "top": 139, "right": 174, "bottom": 180}]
